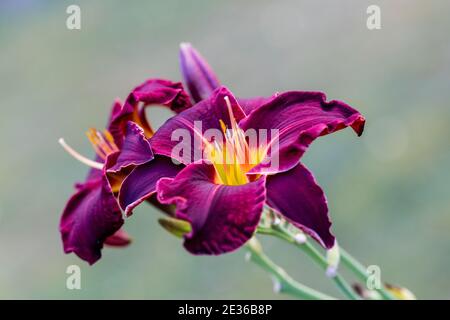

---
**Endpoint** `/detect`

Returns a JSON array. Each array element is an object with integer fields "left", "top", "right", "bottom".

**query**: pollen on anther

[{"left": 86, "top": 128, "right": 119, "bottom": 160}]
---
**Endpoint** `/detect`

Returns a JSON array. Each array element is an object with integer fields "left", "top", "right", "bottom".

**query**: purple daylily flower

[
  {"left": 160, "top": 87, "right": 364, "bottom": 253},
  {"left": 60, "top": 43, "right": 365, "bottom": 263},
  {"left": 60, "top": 79, "right": 191, "bottom": 264},
  {"left": 118, "top": 83, "right": 365, "bottom": 254},
  {"left": 116, "top": 44, "right": 276, "bottom": 218}
]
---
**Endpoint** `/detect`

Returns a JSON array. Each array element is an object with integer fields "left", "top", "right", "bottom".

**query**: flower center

[{"left": 205, "top": 97, "right": 266, "bottom": 186}]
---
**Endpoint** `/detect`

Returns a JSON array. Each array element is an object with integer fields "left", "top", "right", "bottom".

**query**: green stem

[
  {"left": 258, "top": 226, "right": 360, "bottom": 300},
  {"left": 246, "top": 238, "right": 336, "bottom": 300},
  {"left": 339, "top": 248, "right": 396, "bottom": 300}
]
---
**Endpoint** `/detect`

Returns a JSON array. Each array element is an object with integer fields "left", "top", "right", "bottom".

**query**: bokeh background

[{"left": 1, "top": 0, "right": 449, "bottom": 299}]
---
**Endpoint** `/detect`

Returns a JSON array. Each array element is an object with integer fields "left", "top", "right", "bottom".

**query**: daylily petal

[
  {"left": 150, "top": 86, "right": 245, "bottom": 164},
  {"left": 104, "top": 228, "right": 132, "bottom": 246},
  {"left": 60, "top": 176, "right": 124, "bottom": 265},
  {"left": 265, "top": 162, "right": 334, "bottom": 249},
  {"left": 179, "top": 43, "right": 220, "bottom": 103},
  {"left": 108, "top": 79, "right": 192, "bottom": 147},
  {"left": 85, "top": 164, "right": 103, "bottom": 182},
  {"left": 239, "top": 91, "right": 365, "bottom": 175},
  {"left": 107, "top": 99, "right": 123, "bottom": 125},
  {"left": 103, "top": 151, "right": 133, "bottom": 194},
  {"left": 237, "top": 96, "right": 276, "bottom": 115},
  {"left": 156, "top": 162, "right": 266, "bottom": 255},
  {"left": 107, "top": 121, "right": 153, "bottom": 173},
  {"left": 118, "top": 156, "right": 183, "bottom": 216}
]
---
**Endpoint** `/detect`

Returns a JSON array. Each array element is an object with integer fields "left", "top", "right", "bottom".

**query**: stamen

[
  {"left": 103, "top": 130, "right": 116, "bottom": 145},
  {"left": 207, "top": 96, "right": 268, "bottom": 185},
  {"left": 224, "top": 96, "right": 238, "bottom": 132},
  {"left": 87, "top": 129, "right": 108, "bottom": 159},
  {"left": 96, "top": 131, "right": 113, "bottom": 154},
  {"left": 219, "top": 119, "right": 227, "bottom": 135},
  {"left": 86, "top": 128, "right": 119, "bottom": 160},
  {"left": 58, "top": 138, "right": 104, "bottom": 169}
]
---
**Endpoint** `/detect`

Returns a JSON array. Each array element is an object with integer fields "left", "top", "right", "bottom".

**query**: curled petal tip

[{"left": 105, "top": 229, "right": 132, "bottom": 247}]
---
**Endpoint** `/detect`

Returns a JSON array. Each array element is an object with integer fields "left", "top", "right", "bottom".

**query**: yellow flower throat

[{"left": 205, "top": 97, "right": 266, "bottom": 186}]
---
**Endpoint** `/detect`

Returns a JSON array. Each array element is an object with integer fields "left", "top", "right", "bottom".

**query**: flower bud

[
  {"left": 158, "top": 217, "right": 192, "bottom": 238},
  {"left": 326, "top": 242, "right": 340, "bottom": 278},
  {"left": 352, "top": 284, "right": 382, "bottom": 300},
  {"left": 385, "top": 283, "right": 417, "bottom": 300},
  {"left": 247, "top": 237, "right": 263, "bottom": 255},
  {"left": 179, "top": 42, "right": 220, "bottom": 102}
]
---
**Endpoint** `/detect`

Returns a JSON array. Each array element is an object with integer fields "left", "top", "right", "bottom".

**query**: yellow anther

[{"left": 86, "top": 128, "right": 119, "bottom": 160}]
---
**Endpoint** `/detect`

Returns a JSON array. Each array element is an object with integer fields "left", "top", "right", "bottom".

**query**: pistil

[
  {"left": 58, "top": 138, "right": 104, "bottom": 169},
  {"left": 59, "top": 129, "right": 118, "bottom": 170}
]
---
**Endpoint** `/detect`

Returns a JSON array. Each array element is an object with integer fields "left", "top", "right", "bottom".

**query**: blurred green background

[{"left": 1, "top": 0, "right": 449, "bottom": 299}]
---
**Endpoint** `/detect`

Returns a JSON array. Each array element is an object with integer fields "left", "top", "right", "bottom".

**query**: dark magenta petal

[
  {"left": 60, "top": 176, "right": 124, "bottom": 264},
  {"left": 179, "top": 43, "right": 220, "bottom": 103},
  {"left": 85, "top": 163, "right": 103, "bottom": 182},
  {"left": 104, "top": 228, "right": 132, "bottom": 246},
  {"left": 150, "top": 86, "right": 245, "bottom": 164},
  {"left": 240, "top": 91, "right": 365, "bottom": 175},
  {"left": 118, "top": 156, "right": 183, "bottom": 216},
  {"left": 107, "top": 99, "right": 123, "bottom": 125},
  {"left": 108, "top": 79, "right": 192, "bottom": 147},
  {"left": 131, "top": 79, "right": 191, "bottom": 113},
  {"left": 107, "top": 122, "right": 153, "bottom": 173},
  {"left": 156, "top": 162, "right": 266, "bottom": 255},
  {"left": 266, "top": 162, "right": 334, "bottom": 249},
  {"left": 237, "top": 96, "right": 276, "bottom": 115}
]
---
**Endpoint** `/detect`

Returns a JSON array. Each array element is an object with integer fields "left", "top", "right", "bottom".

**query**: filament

[{"left": 58, "top": 138, "right": 104, "bottom": 169}]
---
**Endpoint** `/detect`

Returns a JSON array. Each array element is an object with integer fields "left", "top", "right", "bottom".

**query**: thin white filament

[{"left": 58, "top": 138, "right": 103, "bottom": 170}]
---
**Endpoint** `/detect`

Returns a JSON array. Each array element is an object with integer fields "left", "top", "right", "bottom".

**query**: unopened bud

[
  {"left": 271, "top": 276, "right": 282, "bottom": 293},
  {"left": 385, "top": 283, "right": 417, "bottom": 300},
  {"left": 272, "top": 217, "right": 281, "bottom": 226},
  {"left": 247, "top": 237, "right": 263, "bottom": 254},
  {"left": 179, "top": 43, "right": 220, "bottom": 102},
  {"left": 158, "top": 217, "right": 192, "bottom": 238},
  {"left": 294, "top": 233, "right": 307, "bottom": 244},
  {"left": 326, "top": 241, "right": 340, "bottom": 278}
]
